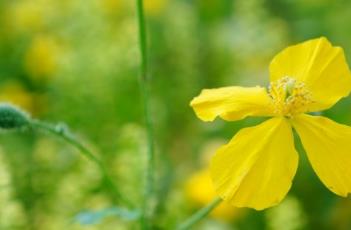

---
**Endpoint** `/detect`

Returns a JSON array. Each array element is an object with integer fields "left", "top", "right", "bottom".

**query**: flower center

[{"left": 268, "top": 76, "right": 313, "bottom": 117}]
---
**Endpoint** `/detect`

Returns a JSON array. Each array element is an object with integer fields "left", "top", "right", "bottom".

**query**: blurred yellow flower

[
  {"left": 6, "top": 1, "right": 46, "bottom": 33},
  {"left": 102, "top": 0, "right": 122, "bottom": 9},
  {"left": 100, "top": 0, "right": 124, "bottom": 15},
  {"left": 25, "top": 35, "right": 59, "bottom": 81},
  {"left": 185, "top": 169, "right": 240, "bottom": 220},
  {"left": 191, "top": 37, "right": 351, "bottom": 210},
  {"left": 144, "top": 0, "right": 167, "bottom": 17},
  {"left": 0, "top": 82, "right": 35, "bottom": 114}
]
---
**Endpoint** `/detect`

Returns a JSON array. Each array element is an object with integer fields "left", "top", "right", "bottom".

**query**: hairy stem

[
  {"left": 136, "top": 0, "right": 156, "bottom": 228},
  {"left": 30, "top": 119, "right": 134, "bottom": 208},
  {"left": 177, "top": 197, "right": 222, "bottom": 230}
]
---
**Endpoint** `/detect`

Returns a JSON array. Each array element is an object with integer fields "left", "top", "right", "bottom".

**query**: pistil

[{"left": 268, "top": 76, "right": 314, "bottom": 117}]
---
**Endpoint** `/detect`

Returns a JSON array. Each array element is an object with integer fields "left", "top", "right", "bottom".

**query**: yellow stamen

[{"left": 268, "top": 76, "right": 314, "bottom": 117}]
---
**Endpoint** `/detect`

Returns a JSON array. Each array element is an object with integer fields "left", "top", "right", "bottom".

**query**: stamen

[{"left": 268, "top": 76, "right": 313, "bottom": 117}]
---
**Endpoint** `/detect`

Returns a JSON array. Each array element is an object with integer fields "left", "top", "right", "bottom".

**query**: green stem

[
  {"left": 176, "top": 197, "right": 222, "bottom": 230},
  {"left": 30, "top": 119, "right": 134, "bottom": 208},
  {"left": 136, "top": 0, "right": 156, "bottom": 228},
  {"left": 137, "top": 0, "right": 148, "bottom": 81}
]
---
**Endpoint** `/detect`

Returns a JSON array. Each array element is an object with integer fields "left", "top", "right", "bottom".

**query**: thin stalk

[
  {"left": 30, "top": 120, "right": 134, "bottom": 208},
  {"left": 136, "top": 0, "right": 156, "bottom": 228},
  {"left": 176, "top": 197, "right": 222, "bottom": 230}
]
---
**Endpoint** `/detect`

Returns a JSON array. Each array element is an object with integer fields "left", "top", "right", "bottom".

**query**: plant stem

[
  {"left": 30, "top": 120, "right": 134, "bottom": 208},
  {"left": 136, "top": 0, "right": 148, "bottom": 82},
  {"left": 136, "top": 0, "right": 156, "bottom": 228},
  {"left": 177, "top": 197, "right": 222, "bottom": 230}
]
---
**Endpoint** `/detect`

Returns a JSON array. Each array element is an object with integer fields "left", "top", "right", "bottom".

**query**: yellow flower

[
  {"left": 185, "top": 169, "right": 241, "bottom": 220},
  {"left": 6, "top": 0, "right": 46, "bottom": 33},
  {"left": 0, "top": 82, "right": 34, "bottom": 113},
  {"left": 100, "top": 0, "right": 124, "bottom": 15},
  {"left": 25, "top": 35, "right": 59, "bottom": 81},
  {"left": 144, "top": 0, "right": 167, "bottom": 17},
  {"left": 190, "top": 37, "right": 351, "bottom": 210}
]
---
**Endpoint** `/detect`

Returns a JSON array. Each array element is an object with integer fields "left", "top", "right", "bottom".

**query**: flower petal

[
  {"left": 292, "top": 114, "right": 351, "bottom": 197},
  {"left": 270, "top": 37, "right": 351, "bottom": 111},
  {"left": 190, "top": 86, "right": 273, "bottom": 122},
  {"left": 210, "top": 117, "right": 298, "bottom": 210}
]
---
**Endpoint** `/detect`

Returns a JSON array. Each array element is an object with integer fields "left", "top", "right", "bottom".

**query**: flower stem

[
  {"left": 136, "top": 0, "right": 156, "bottom": 229},
  {"left": 176, "top": 197, "right": 222, "bottom": 230},
  {"left": 29, "top": 119, "right": 134, "bottom": 208}
]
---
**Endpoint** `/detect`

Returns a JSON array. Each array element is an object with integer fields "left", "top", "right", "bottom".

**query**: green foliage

[{"left": 0, "top": 0, "right": 351, "bottom": 229}]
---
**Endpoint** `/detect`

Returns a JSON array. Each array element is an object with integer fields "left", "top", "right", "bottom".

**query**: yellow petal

[
  {"left": 292, "top": 114, "right": 351, "bottom": 197},
  {"left": 270, "top": 37, "right": 351, "bottom": 111},
  {"left": 190, "top": 86, "right": 273, "bottom": 122},
  {"left": 210, "top": 117, "right": 298, "bottom": 210}
]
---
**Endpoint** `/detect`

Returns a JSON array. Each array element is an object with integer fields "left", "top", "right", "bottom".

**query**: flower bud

[{"left": 0, "top": 103, "right": 30, "bottom": 130}]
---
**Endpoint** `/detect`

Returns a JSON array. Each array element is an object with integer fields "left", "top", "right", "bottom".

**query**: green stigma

[
  {"left": 285, "top": 78, "right": 296, "bottom": 99},
  {"left": 269, "top": 76, "right": 313, "bottom": 116}
]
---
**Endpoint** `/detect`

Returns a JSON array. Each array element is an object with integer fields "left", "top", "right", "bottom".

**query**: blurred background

[{"left": 0, "top": 0, "right": 351, "bottom": 229}]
